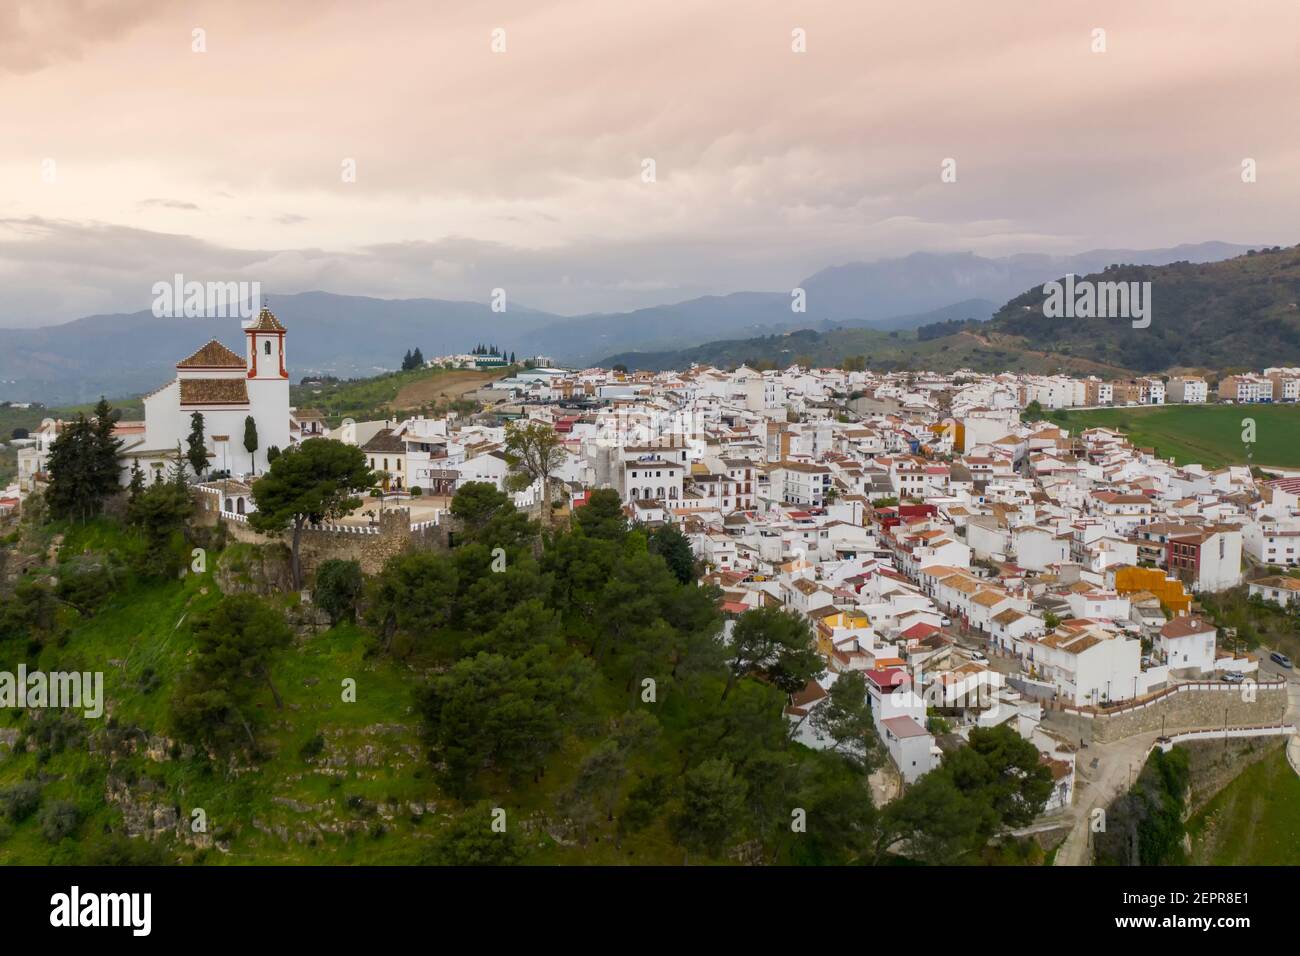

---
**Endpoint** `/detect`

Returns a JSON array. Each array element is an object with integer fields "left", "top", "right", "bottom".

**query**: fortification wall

[
  {"left": 1044, "top": 683, "right": 1288, "bottom": 745},
  {"left": 206, "top": 502, "right": 451, "bottom": 580}
]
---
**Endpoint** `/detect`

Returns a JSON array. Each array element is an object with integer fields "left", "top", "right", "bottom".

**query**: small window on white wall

[{"left": 264, "top": 340, "right": 271, "bottom": 355}]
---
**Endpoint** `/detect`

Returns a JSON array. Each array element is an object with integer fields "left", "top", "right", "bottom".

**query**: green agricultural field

[
  {"left": 1047, "top": 403, "right": 1300, "bottom": 469},
  {"left": 1186, "top": 747, "right": 1300, "bottom": 865}
]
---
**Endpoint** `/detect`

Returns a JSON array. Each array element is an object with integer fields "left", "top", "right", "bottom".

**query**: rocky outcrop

[
  {"left": 286, "top": 602, "right": 332, "bottom": 639},
  {"left": 214, "top": 542, "right": 293, "bottom": 596}
]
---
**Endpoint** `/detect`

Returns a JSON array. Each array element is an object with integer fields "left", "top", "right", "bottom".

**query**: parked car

[
  {"left": 971, "top": 651, "right": 988, "bottom": 663},
  {"left": 1269, "top": 651, "right": 1293, "bottom": 669},
  {"left": 941, "top": 616, "right": 952, "bottom": 627},
  {"left": 1222, "top": 671, "right": 1245, "bottom": 683}
]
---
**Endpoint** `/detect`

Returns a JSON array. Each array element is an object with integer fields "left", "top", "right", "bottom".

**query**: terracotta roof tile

[
  {"left": 246, "top": 306, "right": 286, "bottom": 332},
  {"left": 177, "top": 339, "right": 245, "bottom": 369},
  {"left": 178, "top": 378, "right": 249, "bottom": 405}
]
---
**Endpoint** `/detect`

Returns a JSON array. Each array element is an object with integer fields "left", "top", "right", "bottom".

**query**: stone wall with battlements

[
  {"left": 1044, "top": 681, "right": 1288, "bottom": 745},
  {"left": 194, "top": 489, "right": 453, "bottom": 580}
]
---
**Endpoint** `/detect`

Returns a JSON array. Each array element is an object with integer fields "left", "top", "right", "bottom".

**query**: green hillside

[
  {"left": 602, "top": 326, "right": 1127, "bottom": 377},
  {"left": 1046, "top": 403, "right": 1300, "bottom": 469},
  {"left": 292, "top": 364, "right": 514, "bottom": 427},
  {"left": 1187, "top": 748, "right": 1300, "bottom": 865},
  {"left": 0, "top": 516, "right": 683, "bottom": 864},
  {"left": 0, "top": 490, "right": 880, "bottom": 865},
  {"left": 601, "top": 244, "right": 1300, "bottom": 375},
  {"left": 991, "top": 244, "right": 1300, "bottom": 372}
]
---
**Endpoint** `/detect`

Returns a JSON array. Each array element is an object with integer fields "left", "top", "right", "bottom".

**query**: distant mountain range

[
  {"left": 0, "top": 241, "right": 1256, "bottom": 404},
  {"left": 0, "top": 293, "right": 560, "bottom": 405},
  {"left": 600, "top": 244, "right": 1300, "bottom": 375},
  {"left": 987, "top": 244, "right": 1300, "bottom": 372}
]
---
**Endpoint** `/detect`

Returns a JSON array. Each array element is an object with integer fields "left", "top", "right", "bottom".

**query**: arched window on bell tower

[{"left": 244, "top": 306, "right": 288, "bottom": 379}]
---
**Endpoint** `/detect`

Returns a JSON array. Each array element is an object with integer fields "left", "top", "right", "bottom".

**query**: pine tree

[
  {"left": 91, "top": 398, "right": 123, "bottom": 492},
  {"left": 127, "top": 462, "right": 145, "bottom": 503},
  {"left": 243, "top": 415, "right": 259, "bottom": 474},
  {"left": 45, "top": 399, "right": 123, "bottom": 522},
  {"left": 170, "top": 442, "right": 190, "bottom": 489},
  {"left": 45, "top": 415, "right": 96, "bottom": 522},
  {"left": 186, "top": 412, "right": 208, "bottom": 478}
]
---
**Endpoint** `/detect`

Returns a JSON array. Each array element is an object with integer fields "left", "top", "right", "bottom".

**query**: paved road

[
  {"left": 1054, "top": 653, "right": 1300, "bottom": 865},
  {"left": 1053, "top": 730, "right": 1161, "bottom": 866},
  {"left": 1258, "top": 651, "right": 1300, "bottom": 777},
  {"left": 1055, "top": 657, "right": 1300, "bottom": 864}
]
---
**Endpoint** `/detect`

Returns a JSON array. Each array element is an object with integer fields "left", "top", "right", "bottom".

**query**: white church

[{"left": 121, "top": 307, "right": 292, "bottom": 481}]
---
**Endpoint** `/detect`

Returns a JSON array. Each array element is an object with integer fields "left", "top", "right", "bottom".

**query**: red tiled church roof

[{"left": 176, "top": 339, "right": 244, "bottom": 369}]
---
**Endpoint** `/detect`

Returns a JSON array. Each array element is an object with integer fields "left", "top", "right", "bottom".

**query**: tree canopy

[
  {"left": 249, "top": 438, "right": 374, "bottom": 587},
  {"left": 44, "top": 398, "right": 122, "bottom": 523}
]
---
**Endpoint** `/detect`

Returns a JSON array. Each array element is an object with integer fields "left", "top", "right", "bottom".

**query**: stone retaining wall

[{"left": 1044, "top": 685, "right": 1288, "bottom": 745}]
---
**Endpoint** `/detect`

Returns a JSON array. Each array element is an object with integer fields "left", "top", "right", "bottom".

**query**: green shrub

[
  {"left": 40, "top": 800, "right": 81, "bottom": 843},
  {"left": 299, "top": 733, "right": 326, "bottom": 761},
  {"left": 0, "top": 781, "right": 42, "bottom": 823},
  {"left": 314, "top": 559, "right": 363, "bottom": 624}
]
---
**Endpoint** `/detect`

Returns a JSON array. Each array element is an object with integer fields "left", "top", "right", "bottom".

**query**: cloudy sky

[{"left": 2, "top": 0, "right": 1298, "bottom": 327}]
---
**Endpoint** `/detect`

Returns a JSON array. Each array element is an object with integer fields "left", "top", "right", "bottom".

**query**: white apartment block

[{"left": 1167, "top": 376, "right": 1207, "bottom": 404}]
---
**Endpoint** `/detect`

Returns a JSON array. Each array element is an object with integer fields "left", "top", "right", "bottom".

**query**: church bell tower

[{"left": 244, "top": 305, "right": 288, "bottom": 379}]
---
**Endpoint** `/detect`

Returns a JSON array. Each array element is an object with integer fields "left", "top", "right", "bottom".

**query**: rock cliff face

[
  {"left": 214, "top": 542, "right": 294, "bottom": 596},
  {"left": 0, "top": 520, "right": 58, "bottom": 592},
  {"left": 1180, "top": 737, "right": 1286, "bottom": 816}
]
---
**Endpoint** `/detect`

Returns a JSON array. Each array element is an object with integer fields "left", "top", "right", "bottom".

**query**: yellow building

[
  {"left": 1114, "top": 566, "right": 1191, "bottom": 616},
  {"left": 928, "top": 420, "right": 965, "bottom": 453},
  {"left": 810, "top": 606, "right": 872, "bottom": 657}
]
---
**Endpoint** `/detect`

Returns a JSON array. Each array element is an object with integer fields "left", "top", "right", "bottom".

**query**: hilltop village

[{"left": 8, "top": 317, "right": 1298, "bottom": 807}]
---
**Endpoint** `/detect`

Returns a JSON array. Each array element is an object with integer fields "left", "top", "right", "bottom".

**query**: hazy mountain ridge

[
  {"left": 0, "top": 292, "right": 562, "bottom": 405},
  {"left": 792, "top": 242, "right": 1250, "bottom": 326},
  {"left": 598, "top": 244, "right": 1300, "bottom": 374},
  {"left": 986, "top": 244, "right": 1300, "bottom": 371},
  {"left": 0, "top": 241, "right": 1256, "bottom": 403}
]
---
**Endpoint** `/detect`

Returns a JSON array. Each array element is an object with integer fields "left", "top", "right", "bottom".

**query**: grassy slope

[
  {"left": 292, "top": 365, "right": 512, "bottom": 427},
  {"left": 1187, "top": 748, "right": 1300, "bottom": 865},
  {"left": 1047, "top": 403, "right": 1300, "bottom": 469},
  {"left": 604, "top": 326, "right": 1131, "bottom": 376},
  {"left": 0, "top": 520, "right": 689, "bottom": 864},
  {"left": 0, "top": 519, "right": 434, "bottom": 862}
]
